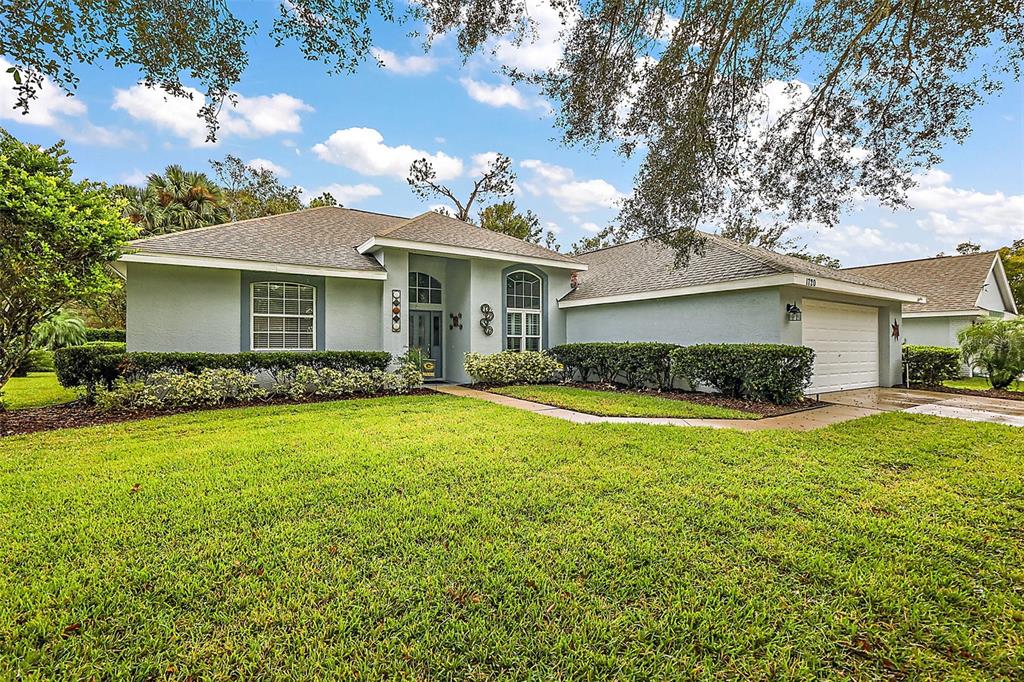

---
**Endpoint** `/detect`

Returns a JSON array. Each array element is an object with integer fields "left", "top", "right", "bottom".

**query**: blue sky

[{"left": 1, "top": 2, "right": 1022, "bottom": 266}]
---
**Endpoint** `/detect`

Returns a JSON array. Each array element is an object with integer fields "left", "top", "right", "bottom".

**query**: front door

[{"left": 409, "top": 310, "right": 443, "bottom": 379}]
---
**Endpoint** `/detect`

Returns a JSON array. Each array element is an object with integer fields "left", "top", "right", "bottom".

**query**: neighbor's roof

[
  {"left": 845, "top": 251, "right": 1008, "bottom": 315},
  {"left": 125, "top": 206, "right": 582, "bottom": 272},
  {"left": 562, "top": 231, "right": 918, "bottom": 302},
  {"left": 367, "top": 210, "right": 583, "bottom": 265}
]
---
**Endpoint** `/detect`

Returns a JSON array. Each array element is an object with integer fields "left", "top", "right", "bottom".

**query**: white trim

[
  {"left": 903, "top": 309, "right": 987, "bottom": 319},
  {"left": 558, "top": 272, "right": 924, "bottom": 308},
  {"left": 505, "top": 269, "right": 544, "bottom": 352},
  {"left": 119, "top": 252, "right": 388, "bottom": 280},
  {"left": 357, "top": 236, "right": 587, "bottom": 271}
]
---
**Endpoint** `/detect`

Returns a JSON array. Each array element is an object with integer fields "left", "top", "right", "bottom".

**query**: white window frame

[
  {"left": 506, "top": 270, "right": 542, "bottom": 352},
  {"left": 250, "top": 281, "right": 316, "bottom": 351}
]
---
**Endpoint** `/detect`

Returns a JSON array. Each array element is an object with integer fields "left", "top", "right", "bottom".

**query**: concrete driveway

[{"left": 818, "top": 387, "right": 1024, "bottom": 428}]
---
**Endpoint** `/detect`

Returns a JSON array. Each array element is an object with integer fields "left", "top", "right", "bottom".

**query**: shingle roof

[
  {"left": 562, "top": 231, "right": 915, "bottom": 302},
  {"left": 128, "top": 206, "right": 402, "bottom": 272},
  {"left": 127, "top": 206, "right": 582, "bottom": 271},
  {"left": 844, "top": 251, "right": 999, "bottom": 314},
  {"left": 375, "top": 211, "right": 583, "bottom": 264}
]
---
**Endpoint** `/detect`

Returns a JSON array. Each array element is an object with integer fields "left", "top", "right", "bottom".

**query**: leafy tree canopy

[
  {"left": 210, "top": 155, "right": 304, "bottom": 222},
  {"left": 408, "top": 153, "right": 514, "bottom": 222},
  {"left": 479, "top": 201, "right": 542, "bottom": 243},
  {"left": 113, "top": 165, "right": 228, "bottom": 235},
  {"left": 0, "top": 129, "right": 135, "bottom": 395},
  {"left": 4, "top": 2, "right": 1021, "bottom": 260},
  {"left": 309, "top": 191, "right": 339, "bottom": 208},
  {"left": 1000, "top": 239, "right": 1024, "bottom": 309}
]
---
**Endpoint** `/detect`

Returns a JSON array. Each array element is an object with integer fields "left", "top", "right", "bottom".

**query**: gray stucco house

[
  {"left": 846, "top": 251, "right": 1017, "bottom": 348},
  {"left": 115, "top": 206, "right": 923, "bottom": 393}
]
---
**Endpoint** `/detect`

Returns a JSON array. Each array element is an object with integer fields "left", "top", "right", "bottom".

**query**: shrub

[
  {"left": 12, "top": 349, "right": 54, "bottom": 377},
  {"left": 277, "top": 364, "right": 420, "bottom": 400},
  {"left": 549, "top": 342, "right": 679, "bottom": 388},
  {"left": 671, "top": 344, "right": 814, "bottom": 404},
  {"left": 957, "top": 318, "right": 1024, "bottom": 390},
  {"left": 548, "top": 343, "right": 619, "bottom": 383},
  {"left": 53, "top": 342, "right": 127, "bottom": 392},
  {"left": 464, "top": 351, "right": 562, "bottom": 385},
  {"left": 54, "top": 346, "right": 391, "bottom": 393},
  {"left": 902, "top": 345, "right": 961, "bottom": 386},
  {"left": 84, "top": 328, "right": 126, "bottom": 343}
]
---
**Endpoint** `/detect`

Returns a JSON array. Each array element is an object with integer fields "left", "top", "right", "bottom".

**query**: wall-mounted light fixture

[{"left": 786, "top": 303, "right": 802, "bottom": 322}]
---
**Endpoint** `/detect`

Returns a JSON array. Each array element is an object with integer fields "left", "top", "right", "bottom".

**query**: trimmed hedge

[
  {"left": 54, "top": 345, "right": 391, "bottom": 393},
  {"left": 84, "top": 328, "right": 126, "bottom": 343},
  {"left": 13, "top": 349, "right": 55, "bottom": 377},
  {"left": 549, "top": 342, "right": 677, "bottom": 388},
  {"left": 464, "top": 351, "right": 562, "bottom": 385},
  {"left": 903, "top": 345, "right": 960, "bottom": 386},
  {"left": 671, "top": 344, "right": 814, "bottom": 405}
]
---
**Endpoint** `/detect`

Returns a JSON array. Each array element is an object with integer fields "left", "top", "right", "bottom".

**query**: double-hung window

[
  {"left": 251, "top": 282, "right": 315, "bottom": 350},
  {"left": 505, "top": 271, "right": 542, "bottom": 352}
]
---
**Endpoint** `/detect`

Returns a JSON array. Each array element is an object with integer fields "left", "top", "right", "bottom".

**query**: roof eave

[
  {"left": 358, "top": 236, "right": 588, "bottom": 271},
  {"left": 119, "top": 251, "right": 389, "bottom": 280}
]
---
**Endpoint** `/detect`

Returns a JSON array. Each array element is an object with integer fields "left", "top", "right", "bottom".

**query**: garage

[{"left": 802, "top": 299, "right": 880, "bottom": 394}]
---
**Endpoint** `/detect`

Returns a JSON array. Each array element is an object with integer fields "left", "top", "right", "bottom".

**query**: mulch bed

[
  {"left": 0, "top": 389, "right": 435, "bottom": 438},
  {"left": 914, "top": 384, "right": 1024, "bottom": 402},
  {"left": 545, "top": 382, "right": 824, "bottom": 418}
]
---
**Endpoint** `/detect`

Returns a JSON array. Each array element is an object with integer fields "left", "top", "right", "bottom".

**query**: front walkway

[{"left": 431, "top": 385, "right": 1024, "bottom": 430}]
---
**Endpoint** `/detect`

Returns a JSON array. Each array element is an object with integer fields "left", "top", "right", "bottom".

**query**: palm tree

[
  {"left": 33, "top": 311, "right": 88, "bottom": 350},
  {"left": 113, "top": 166, "right": 229, "bottom": 236},
  {"left": 957, "top": 318, "right": 1024, "bottom": 389}
]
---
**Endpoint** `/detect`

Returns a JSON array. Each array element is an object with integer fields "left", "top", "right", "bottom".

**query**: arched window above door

[{"left": 409, "top": 272, "right": 442, "bottom": 304}]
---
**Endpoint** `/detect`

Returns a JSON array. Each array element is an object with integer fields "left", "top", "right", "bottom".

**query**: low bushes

[
  {"left": 464, "top": 351, "right": 562, "bottom": 385},
  {"left": 13, "top": 349, "right": 55, "bottom": 377},
  {"left": 95, "top": 364, "right": 422, "bottom": 411},
  {"left": 671, "top": 344, "right": 815, "bottom": 404},
  {"left": 902, "top": 345, "right": 961, "bottom": 386},
  {"left": 549, "top": 342, "right": 676, "bottom": 388},
  {"left": 54, "top": 346, "right": 391, "bottom": 392},
  {"left": 84, "top": 328, "right": 126, "bottom": 343}
]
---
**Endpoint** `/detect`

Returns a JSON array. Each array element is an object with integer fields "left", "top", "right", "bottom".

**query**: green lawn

[
  {"left": 489, "top": 384, "right": 758, "bottom": 419},
  {"left": 1, "top": 396, "right": 1022, "bottom": 678},
  {"left": 1, "top": 372, "right": 79, "bottom": 410},
  {"left": 944, "top": 376, "right": 1023, "bottom": 392}
]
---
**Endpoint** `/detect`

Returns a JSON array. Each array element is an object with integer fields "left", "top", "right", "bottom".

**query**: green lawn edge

[{"left": 1, "top": 372, "right": 79, "bottom": 410}]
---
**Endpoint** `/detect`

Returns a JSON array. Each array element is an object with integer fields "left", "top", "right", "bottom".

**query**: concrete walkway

[{"left": 431, "top": 385, "right": 1024, "bottom": 431}]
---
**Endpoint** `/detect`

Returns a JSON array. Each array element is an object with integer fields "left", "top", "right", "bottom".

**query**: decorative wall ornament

[
  {"left": 570, "top": 272, "right": 580, "bottom": 290},
  {"left": 449, "top": 312, "right": 463, "bottom": 331},
  {"left": 891, "top": 319, "right": 900, "bottom": 339},
  {"left": 391, "top": 289, "right": 402, "bottom": 332},
  {"left": 479, "top": 303, "right": 494, "bottom": 336}
]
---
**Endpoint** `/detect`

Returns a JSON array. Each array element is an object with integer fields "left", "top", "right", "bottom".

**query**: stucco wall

[
  {"left": 376, "top": 248, "right": 410, "bottom": 362},
  {"left": 324, "top": 278, "right": 383, "bottom": 350},
  {"left": 469, "top": 259, "right": 504, "bottom": 355},
  {"left": 977, "top": 267, "right": 1010, "bottom": 313},
  {"left": 127, "top": 262, "right": 241, "bottom": 352},
  {"left": 902, "top": 316, "right": 973, "bottom": 347},
  {"left": 565, "top": 287, "right": 783, "bottom": 345},
  {"left": 444, "top": 259, "right": 472, "bottom": 383}
]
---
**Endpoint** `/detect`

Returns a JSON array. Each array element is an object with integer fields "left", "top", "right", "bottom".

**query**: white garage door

[{"left": 802, "top": 299, "right": 879, "bottom": 394}]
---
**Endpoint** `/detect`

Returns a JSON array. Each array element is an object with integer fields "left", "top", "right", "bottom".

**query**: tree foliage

[
  {"left": 479, "top": 201, "right": 542, "bottom": 243},
  {"left": 32, "top": 310, "right": 87, "bottom": 350},
  {"left": 1000, "top": 239, "right": 1024, "bottom": 310},
  {"left": 408, "top": 153, "right": 515, "bottom": 222},
  {"left": 210, "top": 155, "right": 304, "bottom": 221},
  {"left": 957, "top": 318, "right": 1024, "bottom": 390},
  {"left": 956, "top": 241, "right": 982, "bottom": 255},
  {"left": 0, "top": 129, "right": 135, "bottom": 396},
  {"left": 113, "top": 165, "right": 229, "bottom": 235},
  {"left": 4, "top": 2, "right": 1021, "bottom": 260},
  {"left": 308, "top": 192, "right": 339, "bottom": 208}
]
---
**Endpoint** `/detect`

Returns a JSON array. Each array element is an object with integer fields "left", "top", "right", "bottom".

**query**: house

[
  {"left": 844, "top": 251, "right": 1018, "bottom": 350},
  {"left": 115, "top": 206, "right": 923, "bottom": 393}
]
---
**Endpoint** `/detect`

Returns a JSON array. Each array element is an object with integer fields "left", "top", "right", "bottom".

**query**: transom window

[
  {"left": 506, "top": 271, "right": 542, "bottom": 352},
  {"left": 409, "top": 272, "right": 442, "bottom": 304},
  {"left": 251, "top": 282, "right": 315, "bottom": 350}
]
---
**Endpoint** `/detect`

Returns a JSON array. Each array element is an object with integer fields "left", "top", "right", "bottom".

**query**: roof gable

[{"left": 845, "top": 251, "right": 1013, "bottom": 315}]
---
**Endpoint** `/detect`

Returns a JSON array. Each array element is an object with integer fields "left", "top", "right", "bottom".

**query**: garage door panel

[{"left": 802, "top": 299, "right": 879, "bottom": 393}]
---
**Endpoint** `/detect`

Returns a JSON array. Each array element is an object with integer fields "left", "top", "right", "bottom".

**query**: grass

[
  {"left": 1, "top": 372, "right": 79, "bottom": 410},
  {"left": 489, "top": 384, "right": 758, "bottom": 419},
  {"left": 944, "top": 376, "right": 1023, "bottom": 392},
  {"left": 1, "top": 396, "right": 1022, "bottom": 678}
]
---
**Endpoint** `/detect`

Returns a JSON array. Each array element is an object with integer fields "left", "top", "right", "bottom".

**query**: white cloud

[
  {"left": 371, "top": 48, "right": 440, "bottom": 76},
  {"left": 520, "top": 159, "right": 624, "bottom": 213},
  {"left": 0, "top": 58, "right": 135, "bottom": 146},
  {"left": 545, "top": 221, "right": 562, "bottom": 234},
  {"left": 247, "top": 158, "right": 290, "bottom": 177},
  {"left": 460, "top": 77, "right": 547, "bottom": 111},
  {"left": 907, "top": 170, "right": 1024, "bottom": 244},
  {"left": 119, "top": 169, "right": 148, "bottom": 186},
  {"left": 580, "top": 222, "right": 600, "bottom": 233},
  {"left": 112, "top": 84, "right": 312, "bottom": 147},
  {"left": 306, "top": 183, "right": 382, "bottom": 206},
  {"left": 492, "top": 0, "right": 575, "bottom": 71},
  {"left": 795, "top": 223, "right": 933, "bottom": 265},
  {"left": 469, "top": 151, "right": 500, "bottom": 176},
  {"left": 312, "top": 127, "right": 463, "bottom": 180}
]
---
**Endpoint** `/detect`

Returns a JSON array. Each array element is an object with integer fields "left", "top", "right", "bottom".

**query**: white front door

[{"left": 802, "top": 299, "right": 880, "bottom": 393}]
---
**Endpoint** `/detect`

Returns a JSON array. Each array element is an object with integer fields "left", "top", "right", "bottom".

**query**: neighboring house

[
  {"left": 115, "top": 207, "right": 923, "bottom": 393},
  {"left": 845, "top": 252, "right": 1018, "bottom": 351}
]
